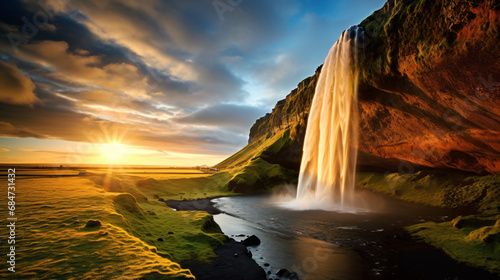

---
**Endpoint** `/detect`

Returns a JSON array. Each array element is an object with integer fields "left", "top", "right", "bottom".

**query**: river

[{"left": 211, "top": 191, "right": 498, "bottom": 280}]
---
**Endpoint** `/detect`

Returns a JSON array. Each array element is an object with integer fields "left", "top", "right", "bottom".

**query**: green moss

[
  {"left": 357, "top": 0, "right": 496, "bottom": 82},
  {"left": 213, "top": 128, "right": 299, "bottom": 194},
  {"left": 358, "top": 172, "right": 500, "bottom": 209},
  {"left": 135, "top": 173, "right": 235, "bottom": 201},
  {"left": 407, "top": 215, "right": 500, "bottom": 276},
  {"left": 360, "top": 170, "right": 500, "bottom": 275},
  {"left": 87, "top": 175, "right": 232, "bottom": 266},
  {"left": 5, "top": 177, "right": 196, "bottom": 279},
  {"left": 226, "top": 158, "right": 297, "bottom": 194}
]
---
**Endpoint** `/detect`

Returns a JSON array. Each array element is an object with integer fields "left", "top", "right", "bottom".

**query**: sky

[{"left": 0, "top": 0, "right": 385, "bottom": 166}]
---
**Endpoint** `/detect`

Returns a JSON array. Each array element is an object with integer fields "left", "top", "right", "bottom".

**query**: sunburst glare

[{"left": 100, "top": 142, "right": 127, "bottom": 160}]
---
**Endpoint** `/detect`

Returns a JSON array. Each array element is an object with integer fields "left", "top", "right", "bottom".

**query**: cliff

[
  {"left": 246, "top": 0, "right": 500, "bottom": 174},
  {"left": 217, "top": 0, "right": 500, "bottom": 274}
]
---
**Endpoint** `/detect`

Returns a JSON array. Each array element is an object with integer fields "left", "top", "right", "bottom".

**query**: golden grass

[{"left": 0, "top": 173, "right": 233, "bottom": 279}]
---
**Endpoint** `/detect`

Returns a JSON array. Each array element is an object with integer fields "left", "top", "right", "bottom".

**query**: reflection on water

[
  {"left": 213, "top": 196, "right": 376, "bottom": 279},
  {"left": 212, "top": 194, "right": 488, "bottom": 280},
  {"left": 214, "top": 213, "right": 369, "bottom": 280}
]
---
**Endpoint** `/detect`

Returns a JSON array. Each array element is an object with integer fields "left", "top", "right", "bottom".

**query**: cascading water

[{"left": 294, "top": 26, "right": 364, "bottom": 211}]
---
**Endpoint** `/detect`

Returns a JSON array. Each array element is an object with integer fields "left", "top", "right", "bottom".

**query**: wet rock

[
  {"left": 245, "top": 249, "right": 252, "bottom": 257},
  {"left": 276, "top": 268, "right": 291, "bottom": 278},
  {"left": 242, "top": 235, "right": 261, "bottom": 246},
  {"left": 85, "top": 220, "right": 101, "bottom": 228},
  {"left": 289, "top": 272, "right": 300, "bottom": 280}
]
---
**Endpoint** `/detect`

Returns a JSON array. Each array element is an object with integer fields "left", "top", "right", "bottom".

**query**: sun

[{"left": 100, "top": 142, "right": 127, "bottom": 160}]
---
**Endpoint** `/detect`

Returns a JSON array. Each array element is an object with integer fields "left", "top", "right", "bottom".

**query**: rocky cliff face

[
  {"left": 249, "top": 66, "right": 321, "bottom": 144},
  {"left": 247, "top": 0, "right": 500, "bottom": 174}
]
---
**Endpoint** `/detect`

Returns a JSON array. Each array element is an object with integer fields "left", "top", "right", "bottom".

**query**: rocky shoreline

[
  {"left": 184, "top": 238, "right": 267, "bottom": 280},
  {"left": 165, "top": 198, "right": 271, "bottom": 280},
  {"left": 164, "top": 198, "right": 221, "bottom": 214}
]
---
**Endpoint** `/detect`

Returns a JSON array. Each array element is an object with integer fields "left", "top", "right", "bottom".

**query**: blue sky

[{"left": 0, "top": 0, "right": 385, "bottom": 166}]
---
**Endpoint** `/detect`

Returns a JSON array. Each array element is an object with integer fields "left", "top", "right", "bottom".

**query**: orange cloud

[
  {"left": 18, "top": 148, "right": 97, "bottom": 157},
  {"left": 0, "top": 61, "right": 38, "bottom": 106},
  {"left": 0, "top": 121, "right": 46, "bottom": 138},
  {"left": 19, "top": 41, "right": 150, "bottom": 98}
]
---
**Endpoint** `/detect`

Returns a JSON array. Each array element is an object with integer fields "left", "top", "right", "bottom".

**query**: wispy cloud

[{"left": 0, "top": 0, "right": 386, "bottom": 164}]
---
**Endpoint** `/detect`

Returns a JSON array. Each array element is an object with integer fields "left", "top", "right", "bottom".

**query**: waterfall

[{"left": 295, "top": 26, "right": 363, "bottom": 211}]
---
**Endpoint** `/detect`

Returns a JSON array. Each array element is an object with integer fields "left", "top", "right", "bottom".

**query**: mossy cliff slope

[{"left": 214, "top": 68, "right": 321, "bottom": 194}]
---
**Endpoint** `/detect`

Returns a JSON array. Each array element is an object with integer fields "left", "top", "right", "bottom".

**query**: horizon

[
  {"left": 0, "top": 162, "right": 209, "bottom": 168},
  {"left": 0, "top": 0, "right": 386, "bottom": 166}
]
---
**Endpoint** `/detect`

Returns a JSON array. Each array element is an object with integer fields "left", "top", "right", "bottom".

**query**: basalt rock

[{"left": 242, "top": 235, "right": 261, "bottom": 246}]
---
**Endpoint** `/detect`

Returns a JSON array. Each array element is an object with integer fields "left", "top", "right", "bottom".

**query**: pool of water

[{"left": 211, "top": 192, "right": 498, "bottom": 280}]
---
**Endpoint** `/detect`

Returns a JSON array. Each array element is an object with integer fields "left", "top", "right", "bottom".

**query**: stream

[{"left": 211, "top": 191, "right": 498, "bottom": 280}]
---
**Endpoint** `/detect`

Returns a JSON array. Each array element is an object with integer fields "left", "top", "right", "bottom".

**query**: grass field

[{"left": 0, "top": 168, "right": 234, "bottom": 279}]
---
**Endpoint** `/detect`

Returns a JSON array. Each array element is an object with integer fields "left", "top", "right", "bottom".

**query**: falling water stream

[{"left": 295, "top": 26, "right": 364, "bottom": 211}]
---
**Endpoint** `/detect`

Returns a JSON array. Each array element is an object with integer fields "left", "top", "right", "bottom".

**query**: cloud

[
  {"left": 0, "top": 121, "right": 46, "bottom": 138},
  {"left": 18, "top": 148, "right": 96, "bottom": 156},
  {"left": 0, "top": 60, "right": 38, "bottom": 106},
  {"left": 17, "top": 40, "right": 151, "bottom": 98},
  {"left": 0, "top": 0, "right": 389, "bottom": 163},
  {"left": 0, "top": 148, "right": 10, "bottom": 152},
  {"left": 176, "top": 104, "right": 266, "bottom": 134},
  {"left": 0, "top": 102, "right": 245, "bottom": 155}
]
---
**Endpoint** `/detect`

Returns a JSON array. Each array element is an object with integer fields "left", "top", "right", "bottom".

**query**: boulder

[
  {"left": 276, "top": 268, "right": 291, "bottom": 278},
  {"left": 242, "top": 235, "right": 261, "bottom": 246},
  {"left": 289, "top": 272, "right": 300, "bottom": 280}
]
